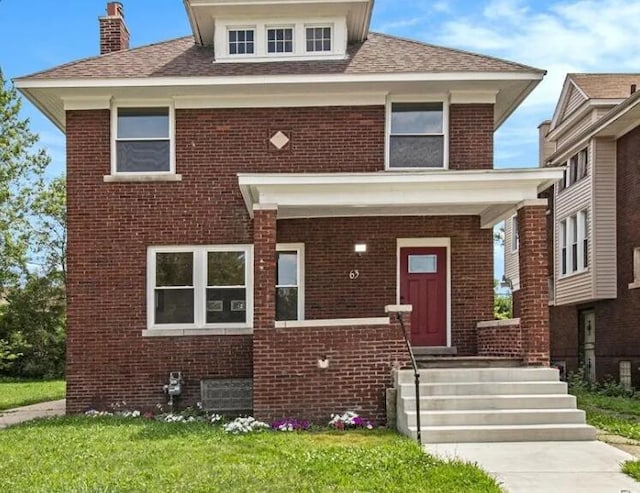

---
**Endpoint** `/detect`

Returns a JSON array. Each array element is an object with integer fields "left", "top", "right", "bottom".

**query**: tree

[{"left": 0, "top": 67, "right": 51, "bottom": 288}]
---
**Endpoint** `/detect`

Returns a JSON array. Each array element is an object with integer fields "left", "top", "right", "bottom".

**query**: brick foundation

[{"left": 477, "top": 320, "right": 523, "bottom": 358}]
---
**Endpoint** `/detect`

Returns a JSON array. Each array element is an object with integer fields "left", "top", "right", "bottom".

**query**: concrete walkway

[
  {"left": 0, "top": 399, "right": 65, "bottom": 428},
  {"left": 427, "top": 441, "right": 639, "bottom": 493}
]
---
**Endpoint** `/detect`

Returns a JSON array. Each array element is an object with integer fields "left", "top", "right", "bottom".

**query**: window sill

[
  {"left": 142, "top": 327, "right": 253, "bottom": 337},
  {"left": 104, "top": 174, "right": 182, "bottom": 183},
  {"left": 558, "top": 269, "right": 589, "bottom": 281},
  {"left": 629, "top": 281, "right": 640, "bottom": 290}
]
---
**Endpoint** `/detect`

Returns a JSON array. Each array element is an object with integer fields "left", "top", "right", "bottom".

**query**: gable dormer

[{"left": 184, "top": 0, "right": 372, "bottom": 62}]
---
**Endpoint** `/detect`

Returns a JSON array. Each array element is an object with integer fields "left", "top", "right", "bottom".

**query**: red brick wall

[
  {"left": 549, "top": 304, "right": 580, "bottom": 373},
  {"left": 65, "top": 105, "right": 494, "bottom": 413},
  {"left": 477, "top": 322, "right": 523, "bottom": 358},
  {"left": 449, "top": 104, "right": 494, "bottom": 170},
  {"left": 278, "top": 216, "right": 494, "bottom": 355},
  {"left": 253, "top": 318, "right": 409, "bottom": 424},
  {"left": 517, "top": 205, "right": 550, "bottom": 366}
]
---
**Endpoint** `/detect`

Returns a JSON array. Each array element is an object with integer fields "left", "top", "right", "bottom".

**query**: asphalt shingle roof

[
  {"left": 21, "top": 32, "right": 543, "bottom": 80},
  {"left": 570, "top": 73, "right": 640, "bottom": 99}
]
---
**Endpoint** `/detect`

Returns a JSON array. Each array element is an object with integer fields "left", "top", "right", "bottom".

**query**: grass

[
  {"left": 0, "top": 378, "right": 65, "bottom": 411},
  {"left": 0, "top": 417, "right": 501, "bottom": 493},
  {"left": 574, "top": 388, "right": 640, "bottom": 481}
]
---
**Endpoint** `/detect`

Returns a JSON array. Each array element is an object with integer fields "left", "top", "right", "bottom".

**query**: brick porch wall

[
  {"left": 477, "top": 320, "right": 523, "bottom": 358},
  {"left": 253, "top": 318, "right": 409, "bottom": 424}
]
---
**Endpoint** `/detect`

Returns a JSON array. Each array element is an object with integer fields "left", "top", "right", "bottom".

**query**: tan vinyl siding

[
  {"left": 592, "top": 138, "right": 617, "bottom": 299},
  {"left": 504, "top": 215, "right": 520, "bottom": 290},
  {"left": 557, "top": 112, "right": 596, "bottom": 149},
  {"left": 562, "top": 84, "right": 587, "bottom": 120},
  {"left": 554, "top": 147, "right": 593, "bottom": 305}
]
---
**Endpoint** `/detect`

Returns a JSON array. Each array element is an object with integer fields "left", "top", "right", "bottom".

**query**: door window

[{"left": 408, "top": 254, "right": 437, "bottom": 273}]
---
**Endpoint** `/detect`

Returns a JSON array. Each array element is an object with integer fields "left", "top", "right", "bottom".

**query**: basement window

[{"left": 113, "top": 106, "right": 174, "bottom": 175}]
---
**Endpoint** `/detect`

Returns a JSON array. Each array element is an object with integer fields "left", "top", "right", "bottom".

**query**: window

[
  {"left": 511, "top": 216, "right": 519, "bottom": 252},
  {"left": 388, "top": 102, "right": 445, "bottom": 168},
  {"left": 228, "top": 28, "right": 255, "bottom": 55},
  {"left": 557, "top": 146, "right": 588, "bottom": 191},
  {"left": 306, "top": 26, "right": 332, "bottom": 52},
  {"left": 207, "top": 251, "right": 247, "bottom": 324},
  {"left": 560, "top": 220, "right": 567, "bottom": 275},
  {"left": 276, "top": 244, "right": 304, "bottom": 321},
  {"left": 154, "top": 252, "right": 194, "bottom": 325},
  {"left": 115, "top": 107, "right": 171, "bottom": 173},
  {"left": 559, "top": 210, "right": 588, "bottom": 277},
  {"left": 148, "top": 246, "right": 252, "bottom": 330},
  {"left": 267, "top": 27, "right": 293, "bottom": 53},
  {"left": 630, "top": 247, "right": 640, "bottom": 289}
]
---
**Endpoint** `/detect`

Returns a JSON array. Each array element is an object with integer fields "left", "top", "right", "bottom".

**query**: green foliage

[
  {"left": 0, "top": 379, "right": 65, "bottom": 410},
  {"left": 0, "top": 274, "right": 66, "bottom": 378},
  {"left": 494, "top": 293, "right": 512, "bottom": 319},
  {"left": 0, "top": 68, "right": 51, "bottom": 288},
  {"left": 0, "top": 332, "right": 30, "bottom": 372},
  {"left": 0, "top": 419, "right": 500, "bottom": 492},
  {"left": 622, "top": 460, "right": 640, "bottom": 481}
]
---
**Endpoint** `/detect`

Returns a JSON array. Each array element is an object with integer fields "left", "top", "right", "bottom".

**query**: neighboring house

[
  {"left": 506, "top": 73, "right": 640, "bottom": 386},
  {"left": 16, "top": 1, "right": 565, "bottom": 426}
]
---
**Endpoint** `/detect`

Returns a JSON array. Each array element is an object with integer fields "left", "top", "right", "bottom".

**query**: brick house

[
  {"left": 17, "top": 1, "right": 591, "bottom": 439},
  {"left": 506, "top": 74, "right": 640, "bottom": 386}
]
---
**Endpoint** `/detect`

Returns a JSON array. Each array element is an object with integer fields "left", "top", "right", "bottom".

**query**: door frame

[{"left": 396, "top": 238, "right": 452, "bottom": 347}]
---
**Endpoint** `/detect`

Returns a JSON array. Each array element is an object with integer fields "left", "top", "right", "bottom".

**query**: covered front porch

[{"left": 239, "top": 168, "right": 562, "bottom": 422}]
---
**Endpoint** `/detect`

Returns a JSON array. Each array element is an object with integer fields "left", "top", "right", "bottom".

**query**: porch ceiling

[{"left": 238, "top": 168, "right": 563, "bottom": 228}]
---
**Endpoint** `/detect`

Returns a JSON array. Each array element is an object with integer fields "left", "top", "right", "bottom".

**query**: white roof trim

[
  {"left": 238, "top": 169, "right": 563, "bottom": 227},
  {"left": 14, "top": 71, "right": 544, "bottom": 90}
]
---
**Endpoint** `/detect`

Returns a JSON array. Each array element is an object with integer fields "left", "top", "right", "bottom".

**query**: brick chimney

[{"left": 99, "top": 2, "right": 130, "bottom": 55}]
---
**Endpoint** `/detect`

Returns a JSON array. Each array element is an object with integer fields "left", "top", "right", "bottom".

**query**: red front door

[{"left": 399, "top": 247, "right": 447, "bottom": 346}]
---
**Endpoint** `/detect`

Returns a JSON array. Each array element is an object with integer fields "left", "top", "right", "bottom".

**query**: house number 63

[{"left": 349, "top": 270, "right": 360, "bottom": 280}]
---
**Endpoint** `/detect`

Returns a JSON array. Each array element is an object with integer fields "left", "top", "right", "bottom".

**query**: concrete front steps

[{"left": 395, "top": 367, "right": 596, "bottom": 443}]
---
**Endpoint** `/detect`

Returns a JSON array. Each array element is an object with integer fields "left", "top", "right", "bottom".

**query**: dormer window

[
  {"left": 306, "top": 26, "right": 332, "bottom": 52},
  {"left": 267, "top": 27, "right": 294, "bottom": 54},
  {"left": 228, "top": 28, "right": 255, "bottom": 55}
]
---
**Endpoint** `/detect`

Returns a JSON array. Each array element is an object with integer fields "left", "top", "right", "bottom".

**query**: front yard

[
  {"left": 575, "top": 386, "right": 640, "bottom": 480},
  {"left": 0, "top": 379, "right": 65, "bottom": 411},
  {"left": 0, "top": 417, "right": 500, "bottom": 493}
]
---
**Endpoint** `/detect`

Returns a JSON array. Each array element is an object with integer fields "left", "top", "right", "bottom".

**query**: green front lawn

[
  {"left": 575, "top": 388, "right": 640, "bottom": 481},
  {"left": 0, "top": 417, "right": 500, "bottom": 493},
  {"left": 0, "top": 379, "right": 65, "bottom": 411}
]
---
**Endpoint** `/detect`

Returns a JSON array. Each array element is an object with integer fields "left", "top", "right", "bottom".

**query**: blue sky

[{"left": 2, "top": 0, "right": 640, "bottom": 278}]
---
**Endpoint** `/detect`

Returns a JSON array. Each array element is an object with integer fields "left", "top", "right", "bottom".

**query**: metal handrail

[{"left": 395, "top": 312, "right": 421, "bottom": 444}]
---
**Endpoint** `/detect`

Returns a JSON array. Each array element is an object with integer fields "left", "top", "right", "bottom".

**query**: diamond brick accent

[{"left": 270, "top": 131, "right": 290, "bottom": 150}]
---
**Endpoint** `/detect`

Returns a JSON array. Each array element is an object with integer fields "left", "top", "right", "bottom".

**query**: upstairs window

[
  {"left": 560, "top": 209, "right": 588, "bottom": 277},
  {"left": 388, "top": 102, "right": 445, "bottom": 169},
  {"left": 267, "top": 27, "right": 294, "bottom": 53},
  {"left": 115, "top": 107, "right": 171, "bottom": 173},
  {"left": 306, "top": 26, "right": 332, "bottom": 52},
  {"left": 228, "top": 28, "right": 255, "bottom": 55},
  {"left": 558, "top": 146, "right": 588, "bottom": 192}
]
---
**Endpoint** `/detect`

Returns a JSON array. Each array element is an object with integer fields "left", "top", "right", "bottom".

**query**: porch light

[{"left": 354, "top": 243, "right": 367, "bottom": 254}]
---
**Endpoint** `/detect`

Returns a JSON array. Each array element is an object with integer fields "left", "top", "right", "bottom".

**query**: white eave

[
  {"left": 237, "top": 168, "right": 563, "bottom": 228},
  {"left": 14, "top": 70, "right": 544, "bottom": 133}
]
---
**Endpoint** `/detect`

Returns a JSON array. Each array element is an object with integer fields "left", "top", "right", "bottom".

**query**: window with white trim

[
  {"left": 560, "top": 210, "right": 588, "bottom": 276},
  {"left": 276, "top": 244, "right": 304, "bottom": 321},
  {"left": 148, "top": 246, "right": 252, "bottom": 329},
  {"left": 115, "top": 107, "right": 171, "bottom": 173},
  {"left": 388, "top": 102, "right": 445, "bottom": 168},
  {"left": 267, "top": 27, "right": 294, "bottom": 53},
  {"left": 228, "top": 28, "right": 255, "bottom": 55},
  {"left": 558, "top": 147, "right": 588, "bottom": 192},
  {"left": 632, "top": 247, "right": 640, "bottom": 287},
  {"left": 511, "top": 216, "right": 519, "bottom": 252},
  {"left": 306, "top": 26, "right": 332, "bottom": 52}
]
